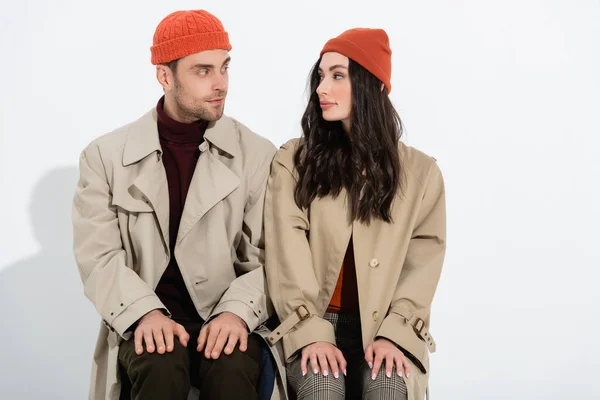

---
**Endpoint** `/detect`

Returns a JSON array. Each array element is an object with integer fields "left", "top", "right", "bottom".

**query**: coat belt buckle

[
  {"left": 412, "top": 317, "right": 425, "bottom": 339},
  {"left": 295, "top": 305, "right": 311, "bottom": 322}
]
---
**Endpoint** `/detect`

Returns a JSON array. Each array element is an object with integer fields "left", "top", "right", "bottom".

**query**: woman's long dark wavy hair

[{"left": 294, "top": 57, "right": 405, "bottom": 224}]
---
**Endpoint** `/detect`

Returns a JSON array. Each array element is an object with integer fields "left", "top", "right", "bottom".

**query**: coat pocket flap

[{"left": 112, "top": 191, "right": 153, "bottom": 213}]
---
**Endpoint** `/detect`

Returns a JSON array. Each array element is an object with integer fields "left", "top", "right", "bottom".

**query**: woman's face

[{"left": 317, "top": 52, "right": 352, "bottom": 131}]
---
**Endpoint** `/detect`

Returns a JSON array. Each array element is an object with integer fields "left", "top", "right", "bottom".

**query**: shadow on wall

[{"left": 0, "top": 166, "right": 98, "bottom": 400}]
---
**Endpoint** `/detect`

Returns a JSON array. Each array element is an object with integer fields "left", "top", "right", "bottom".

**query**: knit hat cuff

[
  {"left": 321, "top": 36, "right": 391, "bottom": 93},
  {"left": 151, "top": 31, "right": 231, "bottom": 65}
]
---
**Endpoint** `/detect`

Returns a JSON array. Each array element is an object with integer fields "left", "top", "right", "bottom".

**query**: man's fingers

[
  {"left": 174, "top": 323, "right": 189, "bottom": 347},
  {"left": 197, "top": 326, "right": 208, "bottom": 352},
  {"left": 143, "top": 329, "right": 155, "bottom": 353},
  {"left": 238, "top": 330, "right": 248, "bottom": 352},
  {"left": 206, "top": 329, "right": 229, "bottom": 360},
  {"left": 134, "top": 328, "right": 144, "bottom": 355},
  {"left": 204, "top": 325, "right": 222, "bottom": 359},
  {"left": 153, "top": 328, "right": 166, "bottom": 354},
  {"left": 223, "top": 331, "right": 239, "bottom": 356},
  {"left": 209, "top": 328, "right": 229, "bottom": 359},
  {"left": 163, "top": 325, "right": 174, "bottom": 352}
]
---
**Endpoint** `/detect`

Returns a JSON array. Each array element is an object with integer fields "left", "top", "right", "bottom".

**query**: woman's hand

[
  {"left": 365, "top": 338, "right": 411, "bottom": 380},
  {"left": 300, "top": 341, "right": 347, "bottom": 378}
]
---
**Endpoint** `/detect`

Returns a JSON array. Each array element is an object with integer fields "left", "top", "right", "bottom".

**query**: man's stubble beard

[{"left": 173, "top": 79, "right": 226, "bottom": 122}]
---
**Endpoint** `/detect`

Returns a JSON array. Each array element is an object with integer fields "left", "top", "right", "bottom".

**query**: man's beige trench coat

[
  {"left": 264, "top": 139, "right": 446, "bottom": 399},
  {"left": 72, "top": 109, "right": 287, "bottom": 399}
]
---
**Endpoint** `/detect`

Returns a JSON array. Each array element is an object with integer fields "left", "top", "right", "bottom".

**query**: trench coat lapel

[
  {"left": 122, "top": 110, "right": 170, "bottom": 252},
  {"left": 176, "top": 118, "right": 241, "bottom": 244}
]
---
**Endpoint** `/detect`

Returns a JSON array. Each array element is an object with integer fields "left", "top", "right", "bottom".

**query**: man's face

[{"left": 160, "top": 49, "right": 230, "bottom": 122}]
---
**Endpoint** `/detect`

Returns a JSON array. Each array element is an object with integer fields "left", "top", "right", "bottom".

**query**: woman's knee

[
  {"left": 287, "top": 358, "right": 346, "bottom": 400},
  {"left": 361, "top": 365, "right": 407, "bottom": 400}
]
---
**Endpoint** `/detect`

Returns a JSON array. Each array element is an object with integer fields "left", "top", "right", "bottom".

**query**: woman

[{"left": 265, "top": 28, "right": 446, "bottom": 400}]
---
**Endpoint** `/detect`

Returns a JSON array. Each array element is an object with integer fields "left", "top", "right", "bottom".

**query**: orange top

[{"left": 327, "top": 236, "right": 359, "bottom": 313}]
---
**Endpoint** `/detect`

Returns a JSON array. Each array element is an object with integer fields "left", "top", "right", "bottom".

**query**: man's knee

[
  {"left": 196, "top": 337, "right": 263, "bottom": 399},
  {"left": 119, "top": 338, "right": 190, "bottom": 381},
  {"left": 203, "top": 342, "right": 261, "bottom": 380}
]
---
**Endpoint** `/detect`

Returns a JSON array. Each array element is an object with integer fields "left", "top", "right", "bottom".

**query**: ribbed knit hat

[
  {"left": 151, "top": 10, "right": 232, "bottom": 65},
  {"left": 321, "top": 28, "right": 392, "bottom": 93}
]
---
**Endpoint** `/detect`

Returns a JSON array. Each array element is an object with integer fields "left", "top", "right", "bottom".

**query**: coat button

[
  {"left": 372, "top": 311, "right": 379, "bottom": 321},
  {"left": 369, "top": 258, "right": 379, "bottom": 268}
]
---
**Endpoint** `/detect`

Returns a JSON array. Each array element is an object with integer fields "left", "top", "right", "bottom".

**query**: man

[{"left": 72, "top": 9, "right": 285, "bottom": 400}]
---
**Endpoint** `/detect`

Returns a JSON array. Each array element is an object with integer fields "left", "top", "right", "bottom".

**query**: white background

[{"left": 1, "top": 0, "right": 599, "bottom": 399}]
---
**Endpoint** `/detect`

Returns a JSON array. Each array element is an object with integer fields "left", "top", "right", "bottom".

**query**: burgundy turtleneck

[{"left": 154, "top": 96, "right": 207, "bottom": 323}]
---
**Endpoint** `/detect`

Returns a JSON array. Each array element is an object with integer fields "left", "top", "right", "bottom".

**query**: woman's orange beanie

[
  {"left": 320, "top": 28, "right": 392, "bottom": 93},
  {"left": 150, "top": 10, "right": 232, "bottom": 65}
]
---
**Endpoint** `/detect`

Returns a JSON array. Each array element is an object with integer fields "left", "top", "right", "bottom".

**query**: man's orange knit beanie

[{"left": 151, "top": 10, "right": 232, "bottom": 65}]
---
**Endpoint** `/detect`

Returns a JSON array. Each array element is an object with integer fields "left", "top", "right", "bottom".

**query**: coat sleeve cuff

[
  {"left": 282, "top": 316, "right": 336, "bottom": 361},
  {"left": 210, "top": 300, "right": 261, "bottom": 332},
  {"left": 376, "top": 313, "right": 428, "bottom": 373},
  {"left": 110, "top": 294, "right": 167, "bottom": 338}
]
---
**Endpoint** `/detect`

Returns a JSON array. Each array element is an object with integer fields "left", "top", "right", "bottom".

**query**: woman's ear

[{"left": 381, "top": 83, "right": 385, "bottom": 92}]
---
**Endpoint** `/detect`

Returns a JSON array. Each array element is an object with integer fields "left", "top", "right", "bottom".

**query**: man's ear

[{"left": 156, "top": 65, "right": 173, "bottom": 91}]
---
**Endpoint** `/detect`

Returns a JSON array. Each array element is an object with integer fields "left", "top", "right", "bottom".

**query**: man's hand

[
  {"left": 197, "top": 312, "right": 248, "bottom": 359},
  {"left": 300, "top": 341, "right": 346, "bottom": 378},
  {"left": 364, "top": 338, "right": 411, "bottom": 380},
  {"left": 134, "top": 309, "right": 190, "bottom": 355}
]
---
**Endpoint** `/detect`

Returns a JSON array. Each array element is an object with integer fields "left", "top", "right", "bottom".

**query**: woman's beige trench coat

[{"left": 264, "top": 139, "right": 446, "bottom": 399}]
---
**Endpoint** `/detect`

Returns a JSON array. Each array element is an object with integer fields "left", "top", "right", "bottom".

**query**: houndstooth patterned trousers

[{"left": 286, "top": 312, "right": 408, "bottom": 400}]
